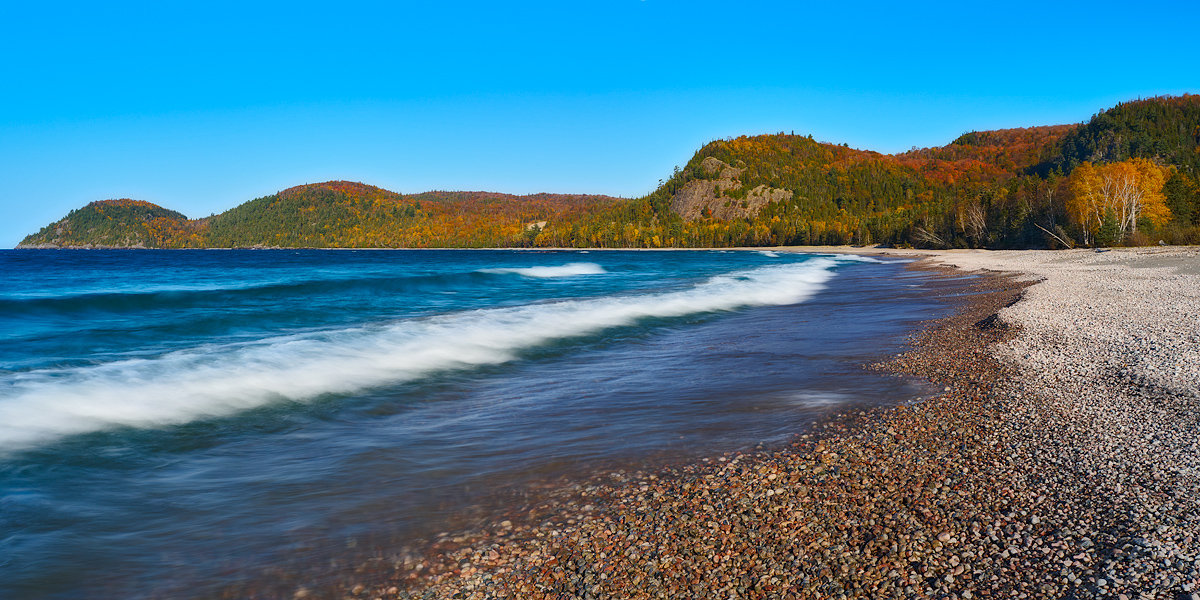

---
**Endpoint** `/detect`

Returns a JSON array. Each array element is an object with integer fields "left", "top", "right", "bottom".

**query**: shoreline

[
  {"left": 327, "top": 249, "right": 1198, "bottom": 599},
  {"left": 10, "top": 244, "right": 1197, "bottom": 263},
  {"left": 365, "top": 267, "right": 1042, "bottom": 600}
]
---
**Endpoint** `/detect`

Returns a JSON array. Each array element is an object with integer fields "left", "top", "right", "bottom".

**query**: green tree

[
  {"left": 1096, "top": 208, "right": 1121, "bottom": 246},
  {"left": 1162, "top": 170, "right": 1197, "bottom": 225}
]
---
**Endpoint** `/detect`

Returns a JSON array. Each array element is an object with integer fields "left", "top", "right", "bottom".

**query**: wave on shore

[{"left": 0, "top": 259, "right": 839, "bottom": 451}]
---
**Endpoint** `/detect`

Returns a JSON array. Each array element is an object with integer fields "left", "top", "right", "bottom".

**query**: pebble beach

[{"left": 337, "top": 247, "right": 1200, "bottom": 600}]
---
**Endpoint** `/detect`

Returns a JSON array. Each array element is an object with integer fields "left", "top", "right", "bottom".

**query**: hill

[
  {"left": 19, "top": 183, "right": 626, "bottom": 249},
  {"left": 603, "top": 123, "right": 1079, "bottom": 247},
  {"left": 18, "top": 199, "right": 196, "bottom": 248},
  {"left": 197, "top": 182, "right": 624, "bottom": 249},
  {"left": 18, "top": 95, "right": 1200, "bottom": 250},
  {"left": 1050, "top": 95, "right": 1200, "bottom": 176},
  {"left": 608, "top": 95, "right": 1198, "bottom": 248}
]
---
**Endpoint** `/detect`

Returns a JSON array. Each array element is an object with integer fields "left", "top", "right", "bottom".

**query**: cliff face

[{"left": 668, "top": 157, "right": 793, "bottom": 221}]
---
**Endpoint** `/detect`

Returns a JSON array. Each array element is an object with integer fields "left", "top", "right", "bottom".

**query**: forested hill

[
  {"left": 19, "top": 183, "right": 626, "bottom": 249},
  {"left": 1050, "top": 95, "right": 1200, "bottom": 176},
  {"left": 19, "top": 94, "right": 1200, "bottom": 249},
  {"left": 18, "top": 199, "right": 194, "bottom": 249}
]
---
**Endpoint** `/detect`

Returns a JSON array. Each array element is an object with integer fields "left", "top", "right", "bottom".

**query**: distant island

[{"left": 19, "top": 95, "right": 1200, "bottom": 250}]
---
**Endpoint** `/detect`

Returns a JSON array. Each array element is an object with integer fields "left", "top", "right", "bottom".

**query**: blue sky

[{"left": 2, "top": 0, "right": 1197, "bottom": 247}]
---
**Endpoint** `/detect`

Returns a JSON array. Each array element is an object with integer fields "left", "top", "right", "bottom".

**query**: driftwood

[{"left": 1035, "top": 223, "right": 1074, "bottom": 249}]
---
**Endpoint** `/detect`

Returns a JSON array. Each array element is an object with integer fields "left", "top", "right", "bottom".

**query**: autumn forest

[{"left": 19, "top": 95, "right": 1200, "bottom": 250}]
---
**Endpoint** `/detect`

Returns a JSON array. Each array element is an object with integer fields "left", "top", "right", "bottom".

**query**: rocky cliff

[{"left": 668, "top": 157, "right": 793, "bottom": 221}]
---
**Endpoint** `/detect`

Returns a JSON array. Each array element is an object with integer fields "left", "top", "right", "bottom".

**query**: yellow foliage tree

[{"left": 1066, "top": 158, "right": 1170, "bottom": 245}]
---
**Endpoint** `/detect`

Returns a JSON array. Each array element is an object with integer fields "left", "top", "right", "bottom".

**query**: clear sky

[{"left": 2, "top": 0, "right": 1197, "bottom": 247}]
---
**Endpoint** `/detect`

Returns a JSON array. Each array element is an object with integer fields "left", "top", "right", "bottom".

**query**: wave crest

[
  {"left": 0, "top": 260, "right": 838, "bottom": 451},
  {"left": 478, "top": 262, "right": 607, "bottom": 278}
]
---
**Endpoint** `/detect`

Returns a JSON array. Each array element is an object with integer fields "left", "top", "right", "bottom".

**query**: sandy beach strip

[{"left": 336, "top": 247, "right": 1200, "bottom": 600}]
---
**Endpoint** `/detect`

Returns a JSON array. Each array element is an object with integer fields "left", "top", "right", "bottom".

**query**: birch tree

[{"left": 1067, "top": 159, "right": 1170, "bottom": 244}]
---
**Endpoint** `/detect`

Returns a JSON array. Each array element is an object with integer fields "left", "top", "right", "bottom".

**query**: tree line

[{"left": 20, "top": 95, "right": 1200, "bottom": 250}]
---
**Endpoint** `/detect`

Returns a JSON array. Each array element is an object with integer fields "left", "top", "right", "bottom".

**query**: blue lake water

[{"left": 0, "top": 249, "right": 955, "bottom": 598}]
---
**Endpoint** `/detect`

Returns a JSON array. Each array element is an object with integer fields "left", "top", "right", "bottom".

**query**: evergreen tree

[
  {"left": 1096, "top": 209, "right": 1121, "bottom": 247},
  {"left": 1162, "top": 170, "right": 1197, "bottom": 225}
]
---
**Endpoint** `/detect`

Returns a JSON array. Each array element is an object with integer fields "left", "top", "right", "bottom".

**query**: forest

[{"left": 19, "top": 95, "right": 1200, "bottom": 250}]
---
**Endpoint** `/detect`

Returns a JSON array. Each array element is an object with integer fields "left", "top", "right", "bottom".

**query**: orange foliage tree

[{"left": 1066, "top": 159, "right": 1170, "bottom": 245}]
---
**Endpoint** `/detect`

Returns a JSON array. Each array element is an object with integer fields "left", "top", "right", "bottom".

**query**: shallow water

[{"left": 0, "top": 249, "right": 955, "bottom": 598}]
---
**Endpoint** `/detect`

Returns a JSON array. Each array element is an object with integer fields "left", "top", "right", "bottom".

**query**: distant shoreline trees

[{"left": 19, "top": 95, "right": 1200, "bottom": 250}]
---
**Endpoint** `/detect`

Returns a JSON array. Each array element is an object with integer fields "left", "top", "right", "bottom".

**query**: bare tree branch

[{"left": 1035, "top": 222, "right": 1073, "bottom": 249}]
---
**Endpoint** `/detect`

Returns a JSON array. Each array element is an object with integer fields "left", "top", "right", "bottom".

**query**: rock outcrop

[{"left": 669, "top": 157, "right": 792, "bottom": 221}]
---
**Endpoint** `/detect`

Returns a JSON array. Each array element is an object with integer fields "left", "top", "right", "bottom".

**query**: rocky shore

[{"left": 336, "top": 248, "right": 1199, "bottom": 600}]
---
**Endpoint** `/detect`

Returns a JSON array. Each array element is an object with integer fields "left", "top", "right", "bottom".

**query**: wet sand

[{"left": 331, "top": 248, "right": 1200, "bottom": 600}]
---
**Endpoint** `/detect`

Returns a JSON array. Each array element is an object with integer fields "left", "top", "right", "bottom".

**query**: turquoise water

[{"left": 0, "top": 249, "right": 949, "bottom": 598}]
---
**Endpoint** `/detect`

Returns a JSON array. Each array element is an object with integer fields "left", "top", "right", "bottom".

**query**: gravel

[{"left": 331, "top": 247, "right": 1200, "bottom": 600}]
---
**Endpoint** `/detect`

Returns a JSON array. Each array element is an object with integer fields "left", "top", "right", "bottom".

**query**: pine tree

[{"left": 1096, "top": 209, "right": 1121, "bottom": 246}]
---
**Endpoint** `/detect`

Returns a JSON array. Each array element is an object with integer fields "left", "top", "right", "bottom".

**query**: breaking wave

[
  {"left": 477, "top": 262, "right": 607, "bottom": 278},
  {"left": 0, "top": 260, "right": 839, "bottom": 450}
]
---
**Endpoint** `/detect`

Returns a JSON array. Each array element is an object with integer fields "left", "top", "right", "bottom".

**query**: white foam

[
  {"left": 783, "top": 391, "right": 853, "bottom": 407},
  {"left": 479, "top": 262, "right": 607, "bottom": 278},
  {"left": 758, "top": 250, "right": 781, "bottom": 258},
  {"left": 824, "top": 253, "right": 886, "bottom": 263},
  {"left": 0, "top": 260, "right": 840, "bottom": 451}
]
